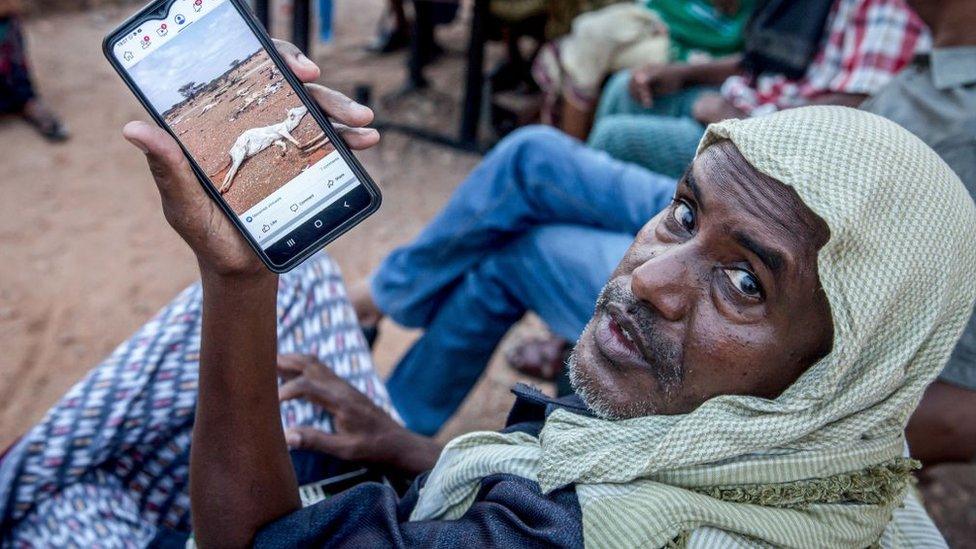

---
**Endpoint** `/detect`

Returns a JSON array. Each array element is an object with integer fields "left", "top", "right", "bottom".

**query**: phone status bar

[{"left": 114, "top": 0, "right": 226, "bottom": 69}]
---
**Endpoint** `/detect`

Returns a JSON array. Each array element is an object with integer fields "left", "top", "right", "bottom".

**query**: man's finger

[
  {"left": 284, "top": 427, "right": 349, "bottom": 458},
  {"left": 639, "top": 88, "right": 653, "bottom": 108},
  {"left": 122, "top": 121, "right": 204, "bottom": 204},
  {"left": 277, "top": 354, "right": 309, "bottom": 379},
  {"left": 334, "top": 124, "right": 381, "bottom": 150},
  {"left": 307, "top": 84, "right": 374, "bottom": 127},
  {"left": 278, "top": 376, "right": 344, "bottom": 413},
  {"left": 273, "top": 39, "right": 320, "bottom": 83},
  {"left": 278, "top": 376, "right": 311, "bottom": 404}
]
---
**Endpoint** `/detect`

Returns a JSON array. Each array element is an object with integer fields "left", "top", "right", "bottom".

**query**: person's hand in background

[
  {"left": 278, "top": 354, "right": 443, "bottom": 477},
  {"left": 122, "top": 39, "right": 379, "bottom": 278},
  {"left": 692, "top": 92, "right": 746, "bottom": 124},
  {"left": 628, "top": 63, "right": 688, "bottom": 108},
  {"left": 711, "top": 0, "right": 741, "bottom": 16}
]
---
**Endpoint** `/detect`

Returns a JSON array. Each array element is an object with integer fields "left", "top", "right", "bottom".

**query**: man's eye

[
  {"left": 724, "top": 268, "right": 762, "bottom": 298},
  {"left": 671, "top": 200, "right": 695, "bottom": 231}
]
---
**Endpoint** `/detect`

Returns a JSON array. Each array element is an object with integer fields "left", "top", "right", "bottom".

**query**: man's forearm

[
  {"left": 191, "top": 271, "right": 300, "bottom": 548},
  {"left": 680, "top": 55, "right": 743, "bottom": 86},
  {"left": 383, "top": 430, "right": 443, "bottom": 477}
]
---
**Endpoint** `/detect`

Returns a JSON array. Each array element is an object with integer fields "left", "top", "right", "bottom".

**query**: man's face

[{"left": 570, "top": 141, "right": 834, "bottom": 419}]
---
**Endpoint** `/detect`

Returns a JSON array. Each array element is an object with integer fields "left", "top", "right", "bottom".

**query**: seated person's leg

[
  {"left": 368, "top": 125, "right": 676, "bottom": 329},
  {"left": 906, "top": 313, "right": 976, "bottom": 465},
  {"left": 0, "top": 254, "right": 393, "bottom": 544},
  {"left": 387, "top": 225, "right": 634, "bottom": 435},
  {"left": 588, "top": 114, "right": 705, "bottom": 179}
]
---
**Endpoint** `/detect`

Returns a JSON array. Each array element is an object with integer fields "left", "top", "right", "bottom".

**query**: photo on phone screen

[{"left": 107, "top": 0, "right": 378, "bottom": 270}]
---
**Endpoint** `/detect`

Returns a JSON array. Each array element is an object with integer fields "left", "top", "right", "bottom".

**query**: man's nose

[{"left": 630, "top": 253, "right": 693, "bottom": 322}]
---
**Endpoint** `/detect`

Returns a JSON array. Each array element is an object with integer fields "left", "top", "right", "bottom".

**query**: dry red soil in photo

[{"left": 164, "top": 49, "right": 333, "bottom": 212}]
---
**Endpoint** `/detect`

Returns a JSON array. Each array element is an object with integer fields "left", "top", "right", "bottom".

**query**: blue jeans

[
  {"left": 588, "top": 69, "right": 715, "bottom": 178},
  {"left": 371, "top": 126, "right": 678, "bottom": 435}
]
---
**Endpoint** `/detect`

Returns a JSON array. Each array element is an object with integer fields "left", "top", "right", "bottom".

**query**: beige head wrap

[{"left": 411, "top": 107, "right": 976, "bottom": 548}]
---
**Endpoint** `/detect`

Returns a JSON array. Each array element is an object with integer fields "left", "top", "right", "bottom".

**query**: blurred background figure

[
  {"left": 367, "top": 0, "right": 458, "bottom": 55},
  {"left": 367, "top": 0, "right": 410, "bottom": 53},
  {"left": 534, "top": 0, "right": 756, "bottom": 138},
  {"left": 0, "top": 0, "right": 68, "bottom": 142}
]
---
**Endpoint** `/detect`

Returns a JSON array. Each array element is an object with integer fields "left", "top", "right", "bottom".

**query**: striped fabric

[
  {"left": 410, "top": 107, "right": 975, "bottom": 548},
  {"left": 0, "top": 254, "right": 397, "bottom": 547}
]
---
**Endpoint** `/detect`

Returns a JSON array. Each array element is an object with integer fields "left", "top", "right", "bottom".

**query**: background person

[
  {"left": 0, "top": 0, "right": 68, "bottom": 142},
  {"left": 588, "top": 0, "right": 926, "bottom": 178},
  {"left": 533, "top": 0, "right": 756, "bottom": 139},
  {"left": 367, "top": 0, "right": 457, "bottom": 56}
]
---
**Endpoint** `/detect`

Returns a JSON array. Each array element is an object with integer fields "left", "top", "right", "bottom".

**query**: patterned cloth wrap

[
  {"left": 0, "top": 254, "right": 398, "bottom": 547},
  {"left": 410, "top": 107, "right": 976, "bottom": 548}
]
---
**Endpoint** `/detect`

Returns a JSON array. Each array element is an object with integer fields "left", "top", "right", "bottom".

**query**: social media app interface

[{"left": 114, "top": 0, "right": 363, "bottom": 251}]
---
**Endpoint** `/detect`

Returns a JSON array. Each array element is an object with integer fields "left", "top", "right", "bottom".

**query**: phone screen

[{"left": 110, "top": 0, "right": 375, "bottom": 267}]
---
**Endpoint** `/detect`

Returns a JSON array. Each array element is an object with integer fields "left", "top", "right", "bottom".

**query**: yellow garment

[{"left": 411, "top": 107, "right": 976, "bottom": 548}]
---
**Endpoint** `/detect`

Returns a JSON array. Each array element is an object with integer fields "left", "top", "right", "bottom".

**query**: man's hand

[
  {"left": 629, "top": 63, "right": 688, "bottom": 108},
  {"left": 712, "top": 0, "right": 741, "bottom": 16},
  {"left": 278, "top": 354, "right": 442, "bottom": 476},
  {"left": 122, "top": 40, "right": 380, "bottom": 279},
  {"left": 692, "top": 92, "right": 746, "bottom": 124}
]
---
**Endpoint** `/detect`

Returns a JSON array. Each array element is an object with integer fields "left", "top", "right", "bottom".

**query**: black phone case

[{"left": 102, "top": 0, "right": 382, "bottom": 273}]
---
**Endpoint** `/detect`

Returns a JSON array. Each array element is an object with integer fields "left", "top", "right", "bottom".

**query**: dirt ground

[
  {"left": 0, "top": 0, "right": 531, "bottom": 451},
  {"left": 0, "top": 1, "right": 973, "bottom": 546},
  {"left": 163, "top": 49, "right": 333, "bottom": 212}
]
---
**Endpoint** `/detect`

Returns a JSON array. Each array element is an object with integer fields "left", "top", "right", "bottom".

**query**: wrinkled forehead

[
  {"left": 695, "top": 106, "right": 976, "bottom": 413},
  {"left": 693, "top": 141, "right": 830, "bottom": 253}
]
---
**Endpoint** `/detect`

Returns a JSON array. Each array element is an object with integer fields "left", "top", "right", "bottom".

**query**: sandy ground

[
  {"left": 0, "top": 2, "right": 973, "bottom": 545},
  {"left": 0, "top": 0, "right": 534, "bottom": 449}
]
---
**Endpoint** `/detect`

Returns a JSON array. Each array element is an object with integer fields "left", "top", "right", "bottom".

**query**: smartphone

[{"left": 103, "top": 0, "right": 382, "bottom": 273}]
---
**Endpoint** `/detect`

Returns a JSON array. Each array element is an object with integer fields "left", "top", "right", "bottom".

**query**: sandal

[{"left": 23, "top": 100, "right": 69, "bottom": 143}]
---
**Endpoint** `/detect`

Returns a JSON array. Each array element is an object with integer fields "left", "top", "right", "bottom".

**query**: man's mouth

[{"left": 593, "top": 302, "right": 656, "bottom": 371}]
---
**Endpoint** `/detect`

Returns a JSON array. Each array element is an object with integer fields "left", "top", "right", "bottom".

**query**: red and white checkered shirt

[{"left": 721, "top": 0, "right": 929, "bottom": 116}]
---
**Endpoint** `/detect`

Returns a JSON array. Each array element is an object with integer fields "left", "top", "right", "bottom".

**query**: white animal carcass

[{"left": 213, "top": 106, "right": 308, "bottom": 194}]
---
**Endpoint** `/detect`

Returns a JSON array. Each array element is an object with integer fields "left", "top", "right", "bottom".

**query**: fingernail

[
  {"left": 298, "top": 53, "right": 314, "bottom": 67},
  {"left": 125, "top": 136, "right": 149, "bottom": 153}
]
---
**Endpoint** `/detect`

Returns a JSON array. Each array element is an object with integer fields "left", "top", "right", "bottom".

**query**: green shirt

[{"left": 646, "top": 0, "right": 755, "bottom": 61}]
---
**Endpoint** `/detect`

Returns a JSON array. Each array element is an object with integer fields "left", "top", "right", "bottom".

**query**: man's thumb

[{"left": 123, "top": 121, "right": 194, "bottom": 197}]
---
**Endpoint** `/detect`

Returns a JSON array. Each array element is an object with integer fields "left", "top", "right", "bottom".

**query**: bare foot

[
  {"left": 22, "top": 99, "right": 70, "bottom": 142},
  {"left": 350, "top": 279, "right": 383, "bottom": 327}
]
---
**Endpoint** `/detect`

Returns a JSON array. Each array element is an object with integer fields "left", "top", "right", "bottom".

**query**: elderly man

[
  {"left": 355, "top": 0, "right": 976, "bottom": 453},
  {"left": 121, "top": 102, "right": 973, "bottom": 547}
]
